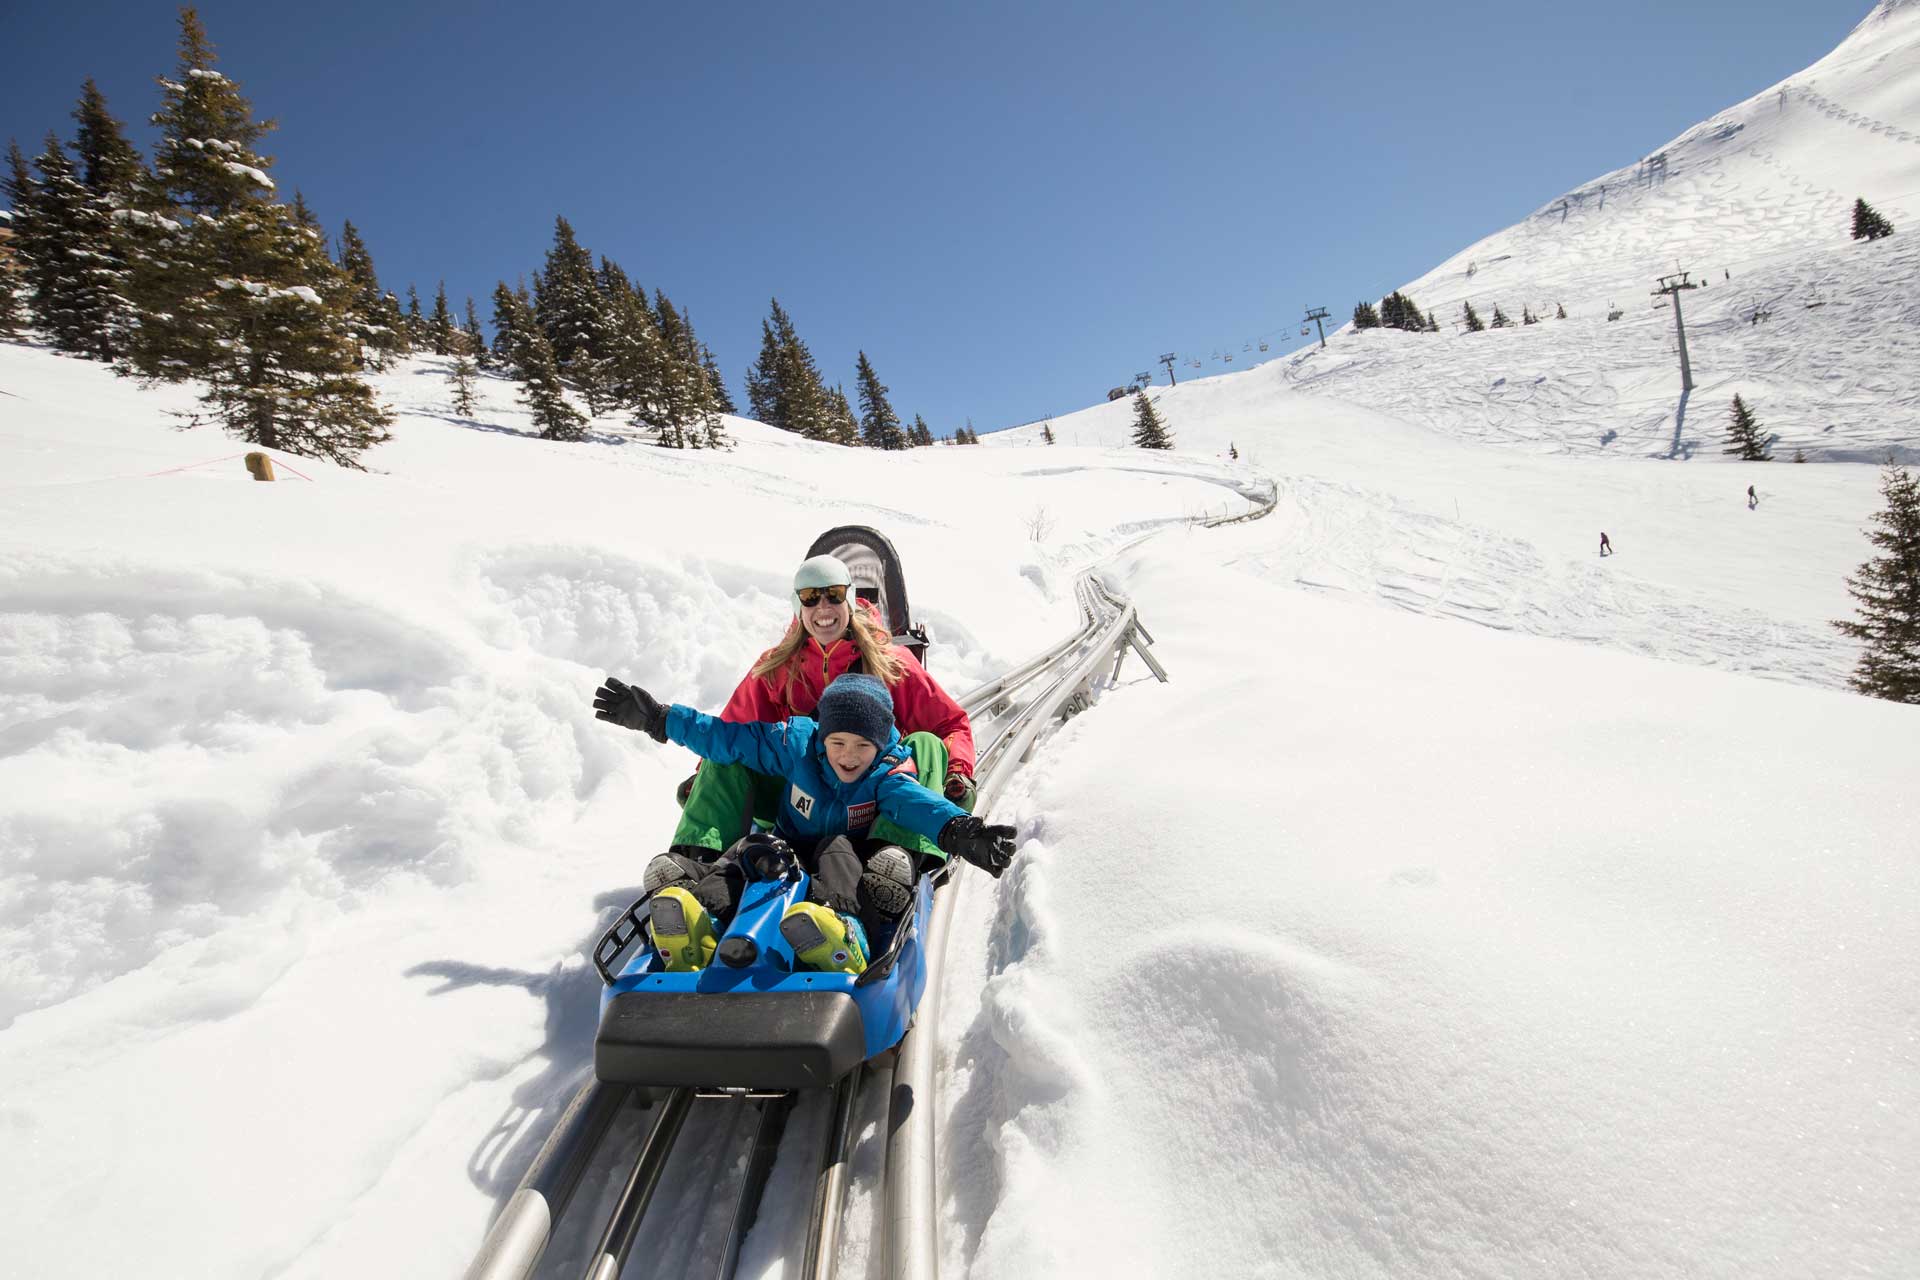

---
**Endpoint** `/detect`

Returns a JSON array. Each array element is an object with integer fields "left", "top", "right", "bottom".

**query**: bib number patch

[{"left": 789, "top": 785, "right": 816, "bottom": 819}]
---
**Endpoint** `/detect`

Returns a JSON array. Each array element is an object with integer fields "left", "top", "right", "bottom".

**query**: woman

[{"left": 651, "top": 552, "right": 976, "bottom": 888}]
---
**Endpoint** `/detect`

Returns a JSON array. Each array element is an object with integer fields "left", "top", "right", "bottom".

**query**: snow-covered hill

[{"left": 1151, "top": 0, "right": 1920, "bottom": 461}]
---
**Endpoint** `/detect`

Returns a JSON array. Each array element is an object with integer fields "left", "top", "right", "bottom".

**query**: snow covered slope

[
  {"left": 4, "top": 321, "right": 1915, "bottom": 1277},
  {"left": 1165, "top": 0, "right": 1920, "bottom": 461}
]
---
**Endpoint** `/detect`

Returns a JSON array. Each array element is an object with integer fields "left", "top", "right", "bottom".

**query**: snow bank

[{"left": 940, "top": 539, "right": 1920, "bottom": 1277}]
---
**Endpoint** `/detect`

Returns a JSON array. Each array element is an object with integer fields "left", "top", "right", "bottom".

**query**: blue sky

[{"left": 2, "top": 1, "right": 1867, "bottom": 435}]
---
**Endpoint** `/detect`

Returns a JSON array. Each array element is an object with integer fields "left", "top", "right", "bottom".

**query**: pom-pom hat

[{"left": 815, "top": 673, "right": 895, "bottom": 748}]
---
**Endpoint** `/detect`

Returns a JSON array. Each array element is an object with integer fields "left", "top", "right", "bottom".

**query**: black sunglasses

[{"left": 796, "top": 585, "right": 850, "bottom": 606}]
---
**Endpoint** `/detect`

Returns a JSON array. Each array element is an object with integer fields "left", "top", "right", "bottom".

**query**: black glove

[
  {"left": 938, "top": 815, "right": 1017, "bottom": 878},
  {"left": 593, "top": 675, "right": 669, "bottom": 743},
  {"left": 943, "top": 772, "right": 978, "bottom": 813}
]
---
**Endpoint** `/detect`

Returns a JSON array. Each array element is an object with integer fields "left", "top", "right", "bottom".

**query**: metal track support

[
  {"left": 718, "top": 1094, "right": 795, "bottom": 1280},
  {"left": 802, "top": 1069, "right": 865, "bottom": 1279},
  {"left": 580, "top": 1087, "right": 695, "bottom": 1280},
  {"left": 464, "top": 1078, "right": 632, "bottom": 1280}
]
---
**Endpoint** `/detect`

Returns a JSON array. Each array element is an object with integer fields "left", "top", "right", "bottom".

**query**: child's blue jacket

[{"left": 665, "top": 704, "right": 966, "bottom": 853}]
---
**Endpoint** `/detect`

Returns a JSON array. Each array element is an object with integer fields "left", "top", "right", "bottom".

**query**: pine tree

[
  {"left": 1724, "top": 393, "right": 1772, "bottom": 461},
  {"left": 125, "top": 8, "right": 391, "bottom": 466},
  {"left": 0, "top": 253, "right": 20, "bottom": 337},
  {"left": 746, "top": 298, "right": 831, "bottom": 439},
  {"left": 1130, "top": 388, "right": 1172, "bottom": 449},
  {"left": 462, "top": 295, "right": 487, "bottom": 364},
  {"left": 1523, "top": 305, "right": 1538, "bottom": 325},
  {"left": 1490, "top": 304, "right": 1511, "bottom": 329},
  {"left": 1352, "top": 300, "right": 1380, "bottom": 329},
  {"left": 429, "top": 280, "right": 455, "bottom": 355},
  {"left": 1851, "top": 197, "right": 1895, "bottom": 242},
  {"left": 21, "top": 134, "right": 124, "bottom": 356},
  {"left": 701, "top": 344, "right": 735, "bottom": 414},
  {"left": 652, "top": 292, "right": 724, "bottom": 448},
  {"left": 5, "top": 141, "right": 48, "bottom": 331},
  {"left": 404, "top": 284, "right": 426, "bottom": 346},
  {"left": 777, "top": 298, "right": 832, "bottom": 438},
  {"left": 745, "top": 315, "right": 782, "bottom": 424},
  {"left": 1463, "top": 300, "right": 1485, "bottom": 332},
  {"left": 449, "top": 353, "right": 478, "bottom": 416},
  {"left": 1833, "top": 465, "right": 1920, "bottom": 703},
  {"left": 1380, "top": 290, "right": 1425, "bottom": 333},
  {"left": 534, "top": 215, "right": 612, "bottom": 409},
  {"left": 826, "top": 384, "right": 861, "bottom": 446},
  {"left": 72, "top": 79, "right": 143, "bottom": 192},
  {"left": 511, "top": 300, "right": 586, "bottom": 440},
  {"left": 66, "top": 79, "right": 143, "bottom": 356},
  {"left": 6, "top": 129, "right": 128, "bottom": 357},
  {"left": 1556, "top": 302, "right": 1568, "bottom": 319},
  {"left": 336, "top": 220, "right": 406, "bottom": 365},
  {"left": 1426, "top": 310, "right": 1440, "bottom": 332},
  {"left": 854, "top": 350, "right": 906, "bottom": 449},
  {"left": 596, "top": 262, "right": 668, "bottom": 421},
  {"left": 1042, "top": 420, "right": 1055, "bottom": 445},
  {"left": 1229, "top": 441, "right": 1238, "bottom": 459},
  {"left": 491, "top": 279, "right": 526, "bottom": 368},
  {"left": 652, "top": 292, "right": 690, "bottom": 445}
]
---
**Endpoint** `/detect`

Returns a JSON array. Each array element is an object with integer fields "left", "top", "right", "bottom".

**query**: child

[{"left": 593, "top": 671, "right": 1016, "bottom": 975}]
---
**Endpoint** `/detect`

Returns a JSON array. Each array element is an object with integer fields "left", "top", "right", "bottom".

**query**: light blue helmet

[{"left": 792, "top": 554, "right": 852, "bottom": 616}]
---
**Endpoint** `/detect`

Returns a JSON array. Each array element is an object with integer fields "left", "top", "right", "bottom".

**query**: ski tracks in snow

[{"left": 1234, "top": 476, "right": 1855, "bottom": 690}]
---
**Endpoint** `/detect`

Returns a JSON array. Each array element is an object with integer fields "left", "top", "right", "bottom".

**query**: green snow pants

[{"left": 670, "top": 731, "right": 967, "bottom": 861}]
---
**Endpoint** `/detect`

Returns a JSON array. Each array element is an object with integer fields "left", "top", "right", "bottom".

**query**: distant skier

[
  {"left": 1747, "top": 484, "right": 1758, "bottom": 510},
  {"left": 1599, "top": 531, "right": 1613, "bottom": 557}
]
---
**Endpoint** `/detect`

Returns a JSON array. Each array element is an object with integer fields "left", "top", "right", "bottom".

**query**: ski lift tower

[
  {"left": 1160, "top": 352, "right": 1178, "bottom": 386},
  {"left": 1303, "top": 306, "right": 1331, "bottom": 349},
  {"left": 1653, "top": 269, "right": 1697, "bottom": 392}
]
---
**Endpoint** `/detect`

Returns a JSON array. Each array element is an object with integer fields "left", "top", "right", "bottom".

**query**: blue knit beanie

[{"left": 815, "top": 674, "right": 895, "bottom": 747}]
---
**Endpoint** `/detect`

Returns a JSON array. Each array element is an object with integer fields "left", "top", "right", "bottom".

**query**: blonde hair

[{"left": 751, "top": 605, "right": 905, "bottom": 691}]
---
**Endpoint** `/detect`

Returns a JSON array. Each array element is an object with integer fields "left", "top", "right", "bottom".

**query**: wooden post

[{"left": 244, "top": 452, "right": 276, "bottom": 481}]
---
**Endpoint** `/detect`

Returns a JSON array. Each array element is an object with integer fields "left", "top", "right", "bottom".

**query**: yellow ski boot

[
  {"left": 650, "top": 886, "right": 717, "bottom": 971},
  {"left": 779, "top": 902, "right": 870, "bottom": 975}
]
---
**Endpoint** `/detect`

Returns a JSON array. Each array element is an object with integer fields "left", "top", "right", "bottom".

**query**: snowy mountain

[
  {"left": 2, "top": 6, "right": 1917, "bottom": 1279},
  {"left": 1141, "top": 0, "right": 1920, "bottom": 462}
]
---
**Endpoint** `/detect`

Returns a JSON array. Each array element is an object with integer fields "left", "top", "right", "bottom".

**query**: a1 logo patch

[{"left": 789, "top": 785, "right": 816, "bottom": 819}]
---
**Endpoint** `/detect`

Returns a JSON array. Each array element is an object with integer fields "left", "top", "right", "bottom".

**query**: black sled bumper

[{"left": 595, "top": 990, "right": 868, "bottom": 1090}]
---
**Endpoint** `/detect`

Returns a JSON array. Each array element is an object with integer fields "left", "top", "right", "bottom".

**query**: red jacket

[{"left": 720, "top": 610, "right": 976, "bottom": 778}]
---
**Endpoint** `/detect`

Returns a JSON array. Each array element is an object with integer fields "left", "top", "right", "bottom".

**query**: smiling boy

[{"left": 593, "top": 671, "right": 1016, "bottom": 975}]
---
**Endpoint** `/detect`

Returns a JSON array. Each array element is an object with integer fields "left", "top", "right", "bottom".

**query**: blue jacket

[{"left": 665, "top": 704, "right": 966, "bottom": 854}]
